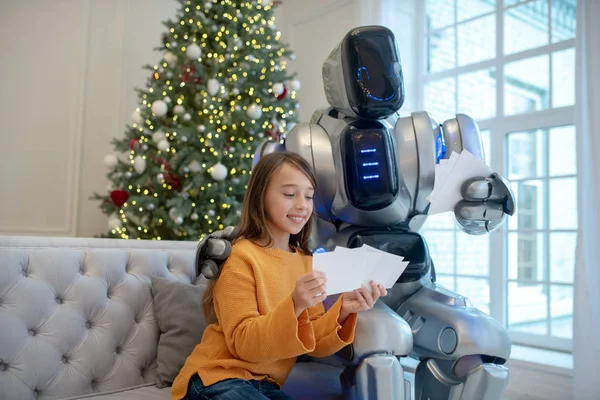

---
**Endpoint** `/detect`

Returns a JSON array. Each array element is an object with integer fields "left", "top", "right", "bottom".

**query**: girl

[{"left": 171, "top": 152, "right": 386, "bottom": 400}]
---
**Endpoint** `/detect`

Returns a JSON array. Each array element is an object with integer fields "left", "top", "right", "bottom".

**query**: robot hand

[
  {"left": 195, "top": 225, "right": 238, "bottom": 279},
  {"left": 454, "top": 172, "right": 516, "bottom": 235}
]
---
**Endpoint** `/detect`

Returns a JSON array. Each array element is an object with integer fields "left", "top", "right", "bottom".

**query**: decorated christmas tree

[{"left": 92, "top": 0, "right": 301, "bottom": 241}]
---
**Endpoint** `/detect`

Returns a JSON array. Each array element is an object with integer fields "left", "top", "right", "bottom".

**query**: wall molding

[{"left": 68, "top": 0, "right": 92, "bottom": 237}]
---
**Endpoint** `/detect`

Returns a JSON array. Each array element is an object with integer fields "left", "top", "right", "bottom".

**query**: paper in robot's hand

[
  {"left": 426, "top": 150, "right": 493, "bottom": 215},
  {"left": 312, "top": 245, "right": 410, "bottom": 295}
]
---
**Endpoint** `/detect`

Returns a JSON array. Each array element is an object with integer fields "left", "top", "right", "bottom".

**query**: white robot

[{"left": 197, "top": 25, "right": 516, "bottom": 400}]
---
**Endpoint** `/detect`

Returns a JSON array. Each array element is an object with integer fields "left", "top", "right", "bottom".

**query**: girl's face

[{"left": 264, "top": 163, "right": 314, "bottom": 241}]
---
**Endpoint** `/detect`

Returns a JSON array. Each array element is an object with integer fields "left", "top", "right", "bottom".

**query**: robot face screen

[
  {"left": 342, "top": 26, "right": 404, "bottom": 119},
  {"left": 342, "top": 121, "right": 398, "bottom": 210}
]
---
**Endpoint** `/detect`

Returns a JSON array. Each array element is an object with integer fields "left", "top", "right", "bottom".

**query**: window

[{"left": 421, "top": 0, "right": 576, "bottom": 352}]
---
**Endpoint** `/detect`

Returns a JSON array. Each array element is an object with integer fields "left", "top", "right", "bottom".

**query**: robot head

[{"left": 323, "top": 25, "right": 405, "bottom": 119}]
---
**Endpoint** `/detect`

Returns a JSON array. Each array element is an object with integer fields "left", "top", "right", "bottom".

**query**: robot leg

[
  {"left": 414, "top": 357, "right": 509, "bottom": 400},
  {"left": 335, "top": 301, "right": 414, "bottom": 400},
  {"left": 394, "top": 282, "right": 511, "bottom": 400}
]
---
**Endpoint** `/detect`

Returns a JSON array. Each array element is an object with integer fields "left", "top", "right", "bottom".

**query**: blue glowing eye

[
  {"left": 360, "top": 148, "right": 376, "bottom": 153},
  {"left": 314, "top": 247, "right": 327, "bottom": 254},
  {"left": 362, "top": 162, "right": 379, "bottom": 167},
  {"left": 363, "top": 175, "right": 380, "bottom": 180}
]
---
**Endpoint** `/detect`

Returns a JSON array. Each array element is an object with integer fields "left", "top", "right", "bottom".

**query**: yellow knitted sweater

[{"left": 171, "top": 239, "right": 357, "bottom": 399}]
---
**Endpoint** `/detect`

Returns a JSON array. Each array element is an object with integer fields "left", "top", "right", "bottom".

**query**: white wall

[
  {"left": 0, "top": 0, "right": 178, "bottom": 238},
  {"left": 0, "top": 0, "right": 420, "bottom": 238}
]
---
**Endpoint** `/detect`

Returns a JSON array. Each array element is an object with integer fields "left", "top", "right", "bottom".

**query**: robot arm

[{"left": 440, "top": 114, "right": 516, "bottom": 235}]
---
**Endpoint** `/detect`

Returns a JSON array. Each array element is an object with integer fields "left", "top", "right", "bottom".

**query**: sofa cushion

[
  {"left": 151, "top": 276, "right": 210, "bottom": 388},
  {"left": 0, "top": 236, "right": 197, "bottom": 400}
]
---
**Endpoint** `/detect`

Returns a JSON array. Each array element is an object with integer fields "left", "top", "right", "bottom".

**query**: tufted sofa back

[{"left": 0, "top": 235, "right": 198, "bottom": 400}]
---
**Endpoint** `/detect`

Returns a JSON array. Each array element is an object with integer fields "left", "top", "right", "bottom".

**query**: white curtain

[{"left": 574, "top": 1, "right": 600, "bottom": 399}]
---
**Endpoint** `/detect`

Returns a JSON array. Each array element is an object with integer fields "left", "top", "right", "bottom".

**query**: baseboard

[{"left": 503, "top": 358, "right": 574, "bottom": 399}]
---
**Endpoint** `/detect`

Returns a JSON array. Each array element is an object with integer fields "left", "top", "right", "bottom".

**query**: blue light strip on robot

[
  {"left": 362, "top": 162, "right": 379, "bottom": 167},
  {"left": 360, "top": 148, "right": 376, "bottom": 153},
  {"left": 363, "top": 175, "right": 380, "bottom": 180}
]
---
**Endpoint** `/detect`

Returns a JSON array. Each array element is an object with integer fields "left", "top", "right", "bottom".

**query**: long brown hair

[{"left": 202, "top": 152, "right": 318, "bottom": 323}]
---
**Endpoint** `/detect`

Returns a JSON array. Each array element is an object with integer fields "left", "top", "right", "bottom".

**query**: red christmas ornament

[
  {"left": 265, "top": 127, "right": 280, "bottom": 140},
  {"left": 164, "top": 173, "right": 181, "bottom": 191},
  {"left": 276, "top": 87, "right": 287, "bottom": 100},
  {"left": 129, "top": 138, "right": 140, "bottom": 150},
  {"left": 110, "top": 190, "right": 129, "bottom": 207},
  {"left": 179, "top": 64, "right": 203, "bottom": 84},
  {"left": 157, "top": 157, "right": 171, "bottom": 172}
]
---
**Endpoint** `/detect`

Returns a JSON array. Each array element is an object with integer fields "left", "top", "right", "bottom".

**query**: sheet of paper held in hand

[
  {"left": 426, "top": 150, "right": 493, "bottom": 215},
  {"left": 312, "top": 245, "right": 410, "bottom": 295}
]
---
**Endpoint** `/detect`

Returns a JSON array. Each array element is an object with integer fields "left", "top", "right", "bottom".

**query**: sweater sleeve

[
  {"left": 213, "top": 255, "right": 316, "bottom": 363},
  {"left": 304, "top": 296, "right": 357, "bottom": 358}
]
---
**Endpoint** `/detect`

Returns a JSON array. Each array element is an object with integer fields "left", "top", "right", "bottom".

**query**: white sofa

[{"left": 0, "top": 236, "right": 347, "bottom": 400}]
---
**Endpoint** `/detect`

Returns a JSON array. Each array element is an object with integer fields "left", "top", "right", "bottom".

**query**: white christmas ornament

[
  {"left": 191, "top": 213, "right": 199, "bottom": 221},
  {"left": 210, "top": 162, "right": 228, "bottom": 181},
  {"left": 186, "top": 43, "right": 202, "bottom": 59},
  {"left": 272, "top": 83, "right": 284, "bottom": 96},
  {"left": 157, "top": 173, "right": 165, "bottom": 181},
  {"left": 158, "top": 139, "right": 170, "bottom": 151},
  {"left": 248, "top": 55, "right": 255, "bottom": 62},
  {"left": 174, "top": 105, "right": 185, "bottom": 115},
  {"left": 170, "top": 42, "right": 178, "bottom": 48},
  {"left": 207, "top": 79, "right": 220, "bottom": 96},
  {"left": 125, "top": 171, "right": 133, "bottom": 178},
  {"left": 131, "top": 110, "right": 144, "bottom": 125},
  {"left": 208, "top": 209, "right": 216, "bottom": 217},
  {"left": 147, "top": 203, "right": 155, "bottom": 210},
  {"left": 205, "top": 1, "right": 212, "bottom": 9},
  {"left": 169, "top": 208, "right": 185, "bottom": 225},
  {"left": 108, "top": 215, "right": 122, "bottom": 230},
  {"left": 183, "top": 113, "right": 191, "bottom": 121},
  {"left": 197, "top": 124, "right": 206, "bottom": 132},
  {"left": 164, "top": 51, "right": 178, "bottom": 66},
  {"left": 188, "top": 160, "right": 203, "bottom": 172},
  {"left": 164, "top": 96, "right": 172, "bottom": 103},
  {"left": 232, "top": 88, "right": 240, "bottom": 96},
  {"left": 181, "top": 135, "right": 188, "bottom": 142},
  {"left": 247, "top": 104, "right": 262, "bottom": 120},
  {"left": 151, "top": 100, "right": 168, "bottom": 117},
  {"left": 289, "top": 79, "right": 301, "bottom": 91},
  {"left": 104, "top": 154, "right": 118, "bottom": 168},
  {"left": 152, "top": 130, "right": 166, "bottom": 143},
  {"left": 133, "top": 155, "right": 146, "bottom": 174}
]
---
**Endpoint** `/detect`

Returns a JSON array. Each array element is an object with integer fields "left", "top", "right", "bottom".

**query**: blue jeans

[{"left": 185, "top": 374, "right": 293, "bottom": 400}]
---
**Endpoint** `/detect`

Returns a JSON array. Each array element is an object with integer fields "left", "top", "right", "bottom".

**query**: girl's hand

[
  {"left": 292, "top": 271, "right": 327, "bottom": 316},
  {"left": 338, "top": 281, "right": 387, "bottom": 323}
]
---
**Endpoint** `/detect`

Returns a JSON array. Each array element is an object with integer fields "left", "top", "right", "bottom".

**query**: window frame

[{"left": 418, "top": 0, "right": 576, "bottom": 353}]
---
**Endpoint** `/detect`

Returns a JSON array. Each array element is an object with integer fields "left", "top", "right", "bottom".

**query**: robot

[{"left": 196, "top": 26, "right": 516, "bottom": 400}]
